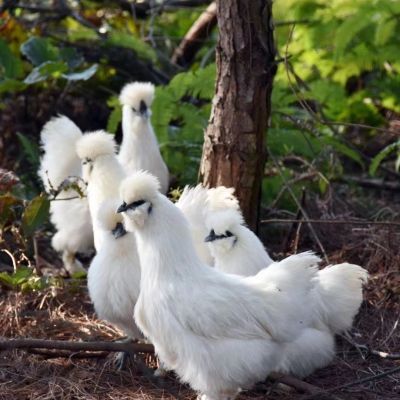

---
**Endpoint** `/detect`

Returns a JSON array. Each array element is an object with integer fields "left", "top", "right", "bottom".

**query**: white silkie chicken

[
  {"left": 38, "top": 116, "right": 92, "bottom": 274},
  {"left": 88, "top": 199, "right": 142, "bottom": 345},
  {"left": 38, "top": 82, "right": 169, "bottom": 272},
  {"left": 119, "top": 82, "right": 169, "bottom": 194},
  {"left": 175, "top": 184, "right": 213, "bottom": 265},
  {"left": 205, "top": 207, "right": 274, "bottom": 276},
  {"left": 87, "top": 199, "right": 143, "bottom": 369},
  {"left": 75, "top": 131, "right": 125, "bottom": 251},
  {"left": 205, "top": 207, "right": 368, "bottom": 377},
  {"left": 116, "top": 171, "right": 366, "bottom": 400},
  {"left": 175, "top": 184, "right": 243, "bottom": 266}
]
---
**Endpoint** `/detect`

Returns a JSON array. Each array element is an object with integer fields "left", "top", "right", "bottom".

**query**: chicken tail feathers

[
  {"left": 38, "top": 115, "right": 83, "bottom": 192},
  {"left": 313, "top": 263, "right": 368, "bottom": 334}
]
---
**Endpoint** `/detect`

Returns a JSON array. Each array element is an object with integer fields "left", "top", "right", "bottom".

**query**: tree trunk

[{"left": 199, "top": 0, "right": 276, "bottom": 231}]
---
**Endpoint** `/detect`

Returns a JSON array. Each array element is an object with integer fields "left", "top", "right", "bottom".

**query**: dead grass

[
  {"left": 0, "top": 271, "right": 399, "bottom": 400},
  {"left": 1, "top": 189, "right": 400, "bottom": 399}
]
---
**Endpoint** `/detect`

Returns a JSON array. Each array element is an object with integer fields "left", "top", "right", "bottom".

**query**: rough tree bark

[{"left": 199, "top": 0, "right": 276, "bottom": 231}]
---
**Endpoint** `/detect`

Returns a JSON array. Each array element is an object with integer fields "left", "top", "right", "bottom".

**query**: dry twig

[
  {"left": 0, "top": 336, "right": 339, "bottom": 396},
  {"left": 171, "top": 2, "right": 217, "bottom": 66},
  {"left": 0, "top": 338, "right": 153, "bottom": 354},
  {"left": 261, "top": 219, "right": 400, "bottom": 227}
]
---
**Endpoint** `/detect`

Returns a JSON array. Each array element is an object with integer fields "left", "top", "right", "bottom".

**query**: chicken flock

[{"left": 38, "top": 82, "right": 368, "bottom": 400}]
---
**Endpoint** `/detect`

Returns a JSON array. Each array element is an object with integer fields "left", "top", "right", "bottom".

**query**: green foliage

[
  {"left": 20, "top": 37, "right": 60, "bottom": 66},
  {"left": 369, "top": 141, "right": 400, "bottom": 176},
  {"left": 0, "top": 36, "right": 98, "bottom": 92},
  {"left": 106, "top": 32, "right": 157, "bottom": 63},
  {"left": 0, "top": 38, "right": 23, "bottom": 79},
  {"left": 265, "top": 0, "right": 400, "bottom": 207},
  {"left": 21, "top": 194, "right": 50, "bottom": 237},
  {"left": 106, "top": 96, "right": 122, "bottom": 134},
  {"left": 151, "top": 64, "right": 215, "bottom": 183},
  {"left": 0, "top": 266, "right": 62, "bottom": 292},
  {"left": 1, "top": 0, "right": 400, "bottom": 223},
  {"left": 0, "top": 193, "right": 21, "bottom": 229}
]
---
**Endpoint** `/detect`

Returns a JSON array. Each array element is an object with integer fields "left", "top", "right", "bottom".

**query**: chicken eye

[
  {"left": 82, "top": 157, "right": 92, "bottom": 165},
  {"left": 130, "top": 199, "right": 146, "bottom": 208},
  {"left": 225, "top": 230, "right": 233, "bottom": 237}
]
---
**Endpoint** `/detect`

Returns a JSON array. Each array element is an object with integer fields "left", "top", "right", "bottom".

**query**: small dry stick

[
  {"left": 0, "top": 337, "right": 334, "bottom": 395},
  {"left": 328, "top": 365, "right": 400, "bottom": 393},
  {"left": 340, "top": 334, "right": 400, "bottom": 360},
  {"left": 268, "top": 372, "right": 322, "bottom": 395},
  {"left": 0, "top": 338, "right": 153, "bottom": 354},
  {"left": 261, "top": 219, "right": 400, "bottom": 227}
]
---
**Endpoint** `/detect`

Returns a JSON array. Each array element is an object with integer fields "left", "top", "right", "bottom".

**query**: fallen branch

[
  {"left": 261, "top": 218, "right": 400, "bottom": 227},
  {"left": 0, "top": 337, "right": 333, "bottom": 395},
  {"left": 27, "top": 348, "right": 109, "bottom": 359},
  {"left": 171, "top": 2, "right": 217, "bottom": 66},
  {"left": 268, "top": 372, "right": 322, "bottom": 395},
  {"left": 0, "top": 338, "right": 153, "bottom": 354},
  {"left": 340, "top": 334, "right": 400, "bottom": 360},
  {"left": 328, "top": 365, "right": 400, "bottom": 393},
  {"left": 338, "top": 176, "right": 400, "bottom": 191}
]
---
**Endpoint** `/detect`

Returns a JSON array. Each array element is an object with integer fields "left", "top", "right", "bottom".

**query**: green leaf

[
  {"left": 0, "top": 79, "right": 27, "bottom": 94},
  {"left": 59, "top": 47, "right": 84, "bottom": 69},
  {"left": 16, "top": 132, "right": 40, "bottom": 165},
  {"left": 375, "top": 18, "right": 396, "bottom": 46},
  {"left": 70, "top": 271, "right": 87, "bottom": 279},
  {"left": 268, "top": 128, "right": 321, "bottom": 158},
  {"left": 335, "top": 15, "right": 371, "bottom": 58},
  {"left": 106, "top": 32, "right": 157, "bottom": 63},
  {"left": 0, "top": 194, "right": 20, "bottom": 228},
  {"left": 0, "top": 272, "right": 14, "bottom": 288},
  {"left": 369, "top": 142, "right": 400, "bottom": 176},
  {"left": 321, "top": 136, "right": 364, "bottom": 167},
  {"left": 0, "top": 267, "right": 33, "bottom": 289},
  {"left": 192, "top": 64, "right": 216, "bottom": 99},
  {"left": 62, "top": 64, "right": 98, "bottom": 81},
  {"left": 20, "top": 37, "right": 59, "bottom": 66},
  {"left": 0, "top": 39, "right": 23, "bottom": 79},
  {"left": 107, "top": 105, "right": 122, "bottom": 134},
  {"left": 12, "top": 267, "right": 33, "bottom": 285},
  {"left": 21, "top": 194, "right": 50, "bottom": 236},
  {"left": 24, "top": 61, "right": 68, "bottom": 84}
]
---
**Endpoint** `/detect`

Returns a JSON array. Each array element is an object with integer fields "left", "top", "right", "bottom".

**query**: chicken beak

[
  {"left": 117, "top": 202, "right": 128, "bottom": 213},
  {"left": 112, "top": 222, "right": 127, "bottom": 239},
  {"left": 139, "top": 100, "right": 149, "bottom": 119},
  {"left": 205, "top": 230, "right": 217, "bottom": 243}
]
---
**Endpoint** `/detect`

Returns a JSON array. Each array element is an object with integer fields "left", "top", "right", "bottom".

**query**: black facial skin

[
  {"left": 112, "top": 222, "right": 127, "bottom": 239},
  {"left": 139, "top": 100, "right": 147, "bottom": 115},
  {"left": 117, "top": 199, "right": 146, "bottom": 213},
  {"left": 82, "top": 157, "right": 92, "bottom": 165},
  {"left": 205, "top": 229, "right": 235, "bottom": 243},
  {"left": 131, "top": 100, "right": 148, "bottom": 118},
  {"left": 82, "top": 158, "right": 93, "bottom": 182}
]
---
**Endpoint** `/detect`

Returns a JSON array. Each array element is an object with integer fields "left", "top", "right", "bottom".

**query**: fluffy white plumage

[
  {"left": 205, "top": 208, "right": 274, "bottom": 276},
  {"left": 175, "top": 184, "right": 213, "bottom": 265},
  {"left": 75, "top": 131, "right": 125, "bottom": 250},
  {"left": 38, "top": 116, "right": 92, "bottom": 274},
  {"left": 38, "top": 82, "right": 169, "bottom": 273},
  {"left": 175, "top": 184, "right": 243, "bottom": 266},
  {"left": 206, "top": 186, "right": 240, "bottom": 212},
  {"left": 87, "top": 199, "right": 142, "bottom": 339},
  {"left": 118, "top": 82, "right": 169, "bottom": 194},
  {"left": 204, "top": 202, "right": 368, "bottom": 377},
  {"left": 118, "top": 172, "right": 364, "bottom": 400}
]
